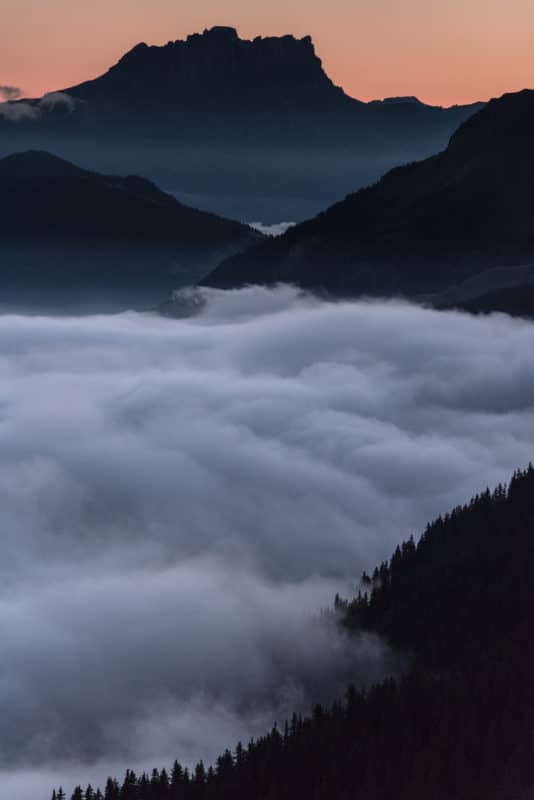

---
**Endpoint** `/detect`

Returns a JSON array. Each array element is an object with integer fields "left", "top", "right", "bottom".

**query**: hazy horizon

[{"left": 2, "top": 1, "right": 534, "bottom": 105}]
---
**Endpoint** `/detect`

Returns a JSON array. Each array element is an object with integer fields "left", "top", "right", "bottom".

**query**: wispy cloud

[
  {"left": 0, "top": 91, "right": 78, "bottom": 121},
  {"left": 0, "top": 84, "right": 23, "bottom": 101},
  {"left": 248, "top": 221, "right": 296, "bottom": 236}
]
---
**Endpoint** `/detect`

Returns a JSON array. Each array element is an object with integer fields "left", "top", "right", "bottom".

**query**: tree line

[{"left": 51, "top": 465, "right": 534, "bottom": 800}]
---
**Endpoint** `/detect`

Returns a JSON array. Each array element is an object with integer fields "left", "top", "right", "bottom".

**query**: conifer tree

[{"left": 104, "top": 777, "right": 120, "bottom": 800}]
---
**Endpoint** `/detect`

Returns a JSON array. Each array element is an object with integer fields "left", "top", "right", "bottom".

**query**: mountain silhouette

[
  {"left": 202, "top": 88, "right": 534, "bottom": 309},
  {"left": 64, "top": 26, "right": 345, "bottom": 115},
  {"left": 57, "top": 27, "right": 480, "bottom": 143},
  {"left": 0, "top": 28, "right": 482, "bottom": 221},
  {"left": 0, "top": 150, "right": 260, "bottom": 310}
]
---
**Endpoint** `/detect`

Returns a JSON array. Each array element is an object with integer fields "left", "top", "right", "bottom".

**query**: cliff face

[
  {"left": 55, "top": 30, "right": 481, "bottom": 159},
  {"left": 0, "top": 27, "right": 482, "bottom": 135},
  {"left": 66, "top": 26, "right": 348, "bottom": 111}
]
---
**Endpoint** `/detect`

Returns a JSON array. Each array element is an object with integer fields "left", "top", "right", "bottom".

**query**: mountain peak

[
  {"left": 448, "top": 88, "right": 534, "bottom": 156},
  {"left": 65, "top": 27, "right": 339, "bottom": 108},
  {"left": 199, "top": 26, "right": 239, "bottom": 40}
]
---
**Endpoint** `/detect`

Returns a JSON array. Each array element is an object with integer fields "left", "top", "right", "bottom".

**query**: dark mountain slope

[
  {"left": 342, "top": 473, "right": 534, "bottom": 668},
  {"left": 49, "top": 466, "right": 534, "bottom": 800},
  {"left": 0, "top": 28, "right": 481, "bottom": 221},
  {"left": 0, "top": 150, "right": 260, "bottom": 310},
  {"left": 203, "top": 89, "right": 534, "bottom": 297}
]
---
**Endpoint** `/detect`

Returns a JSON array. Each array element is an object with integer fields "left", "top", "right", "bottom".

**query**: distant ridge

[
  {"left": 0, "top": 150, "right": 261, "bottom": 310},
  {"left": 0, "top": 25, "right": 484, "bottom": 138},
  {"left": 56, "top": 26, "right": 480, "bottom": 132},
  {"left": 202, "top": 88, "right": 534, "bottom": 312},
  {"left": 0, "top": 27, "right": 483, "bottom": 221},
  {"left": 64, "top": 26, "right": 346, "bottom": 112}
]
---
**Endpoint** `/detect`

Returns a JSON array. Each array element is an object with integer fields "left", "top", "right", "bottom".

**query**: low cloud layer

[{"left": 3, "top": 287, "right": 534, "bottom": 798}]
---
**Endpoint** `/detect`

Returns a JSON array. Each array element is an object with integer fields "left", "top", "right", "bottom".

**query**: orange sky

[{"left": 2, "top": 0, "right": 534, "bottom": 105}]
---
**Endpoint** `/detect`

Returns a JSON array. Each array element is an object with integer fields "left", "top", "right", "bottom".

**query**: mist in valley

[{"left": 2, "top": 287, "right": 534, "bottom": 797}]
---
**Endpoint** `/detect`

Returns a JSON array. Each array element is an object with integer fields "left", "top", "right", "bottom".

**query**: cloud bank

[{"left": 3, "top": 287, "right": 534, "bottom": 797}]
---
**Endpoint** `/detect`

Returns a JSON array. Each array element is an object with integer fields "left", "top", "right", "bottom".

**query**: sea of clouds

[{"left": 3, "top": 285, "right": 534, "bottom": 798}]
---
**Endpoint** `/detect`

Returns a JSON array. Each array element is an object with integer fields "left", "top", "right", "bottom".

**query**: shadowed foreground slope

[{"left": 51, "top": 465, "right": 534, "bottom": 800}]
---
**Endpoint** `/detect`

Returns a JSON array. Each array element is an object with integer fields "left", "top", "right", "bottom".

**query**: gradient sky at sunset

[{"left": 2, "top": 0, "right": 534, "bottom": 105}]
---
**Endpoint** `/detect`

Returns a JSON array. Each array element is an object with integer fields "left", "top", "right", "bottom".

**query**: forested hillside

[{"left": 51, "top": 466, "right": 534, "bottom": 800}]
